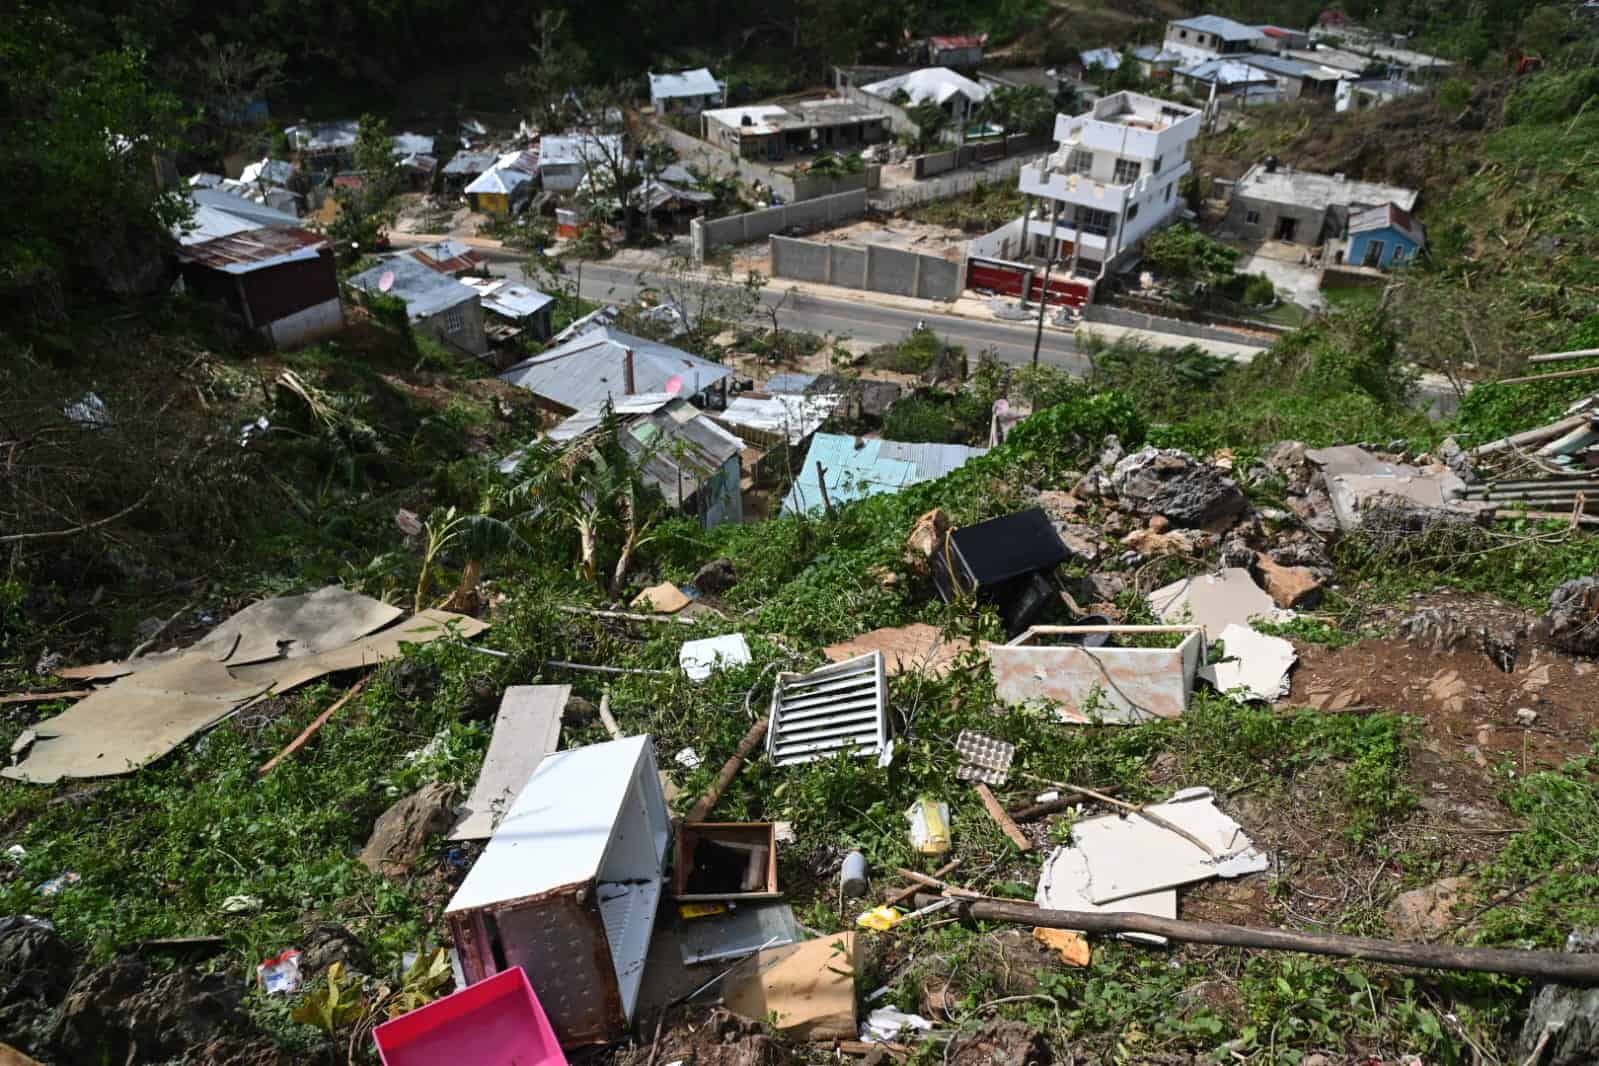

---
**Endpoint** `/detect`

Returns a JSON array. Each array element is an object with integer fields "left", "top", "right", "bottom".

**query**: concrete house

[
  {"left": 1174, "top": 59, "right": 1282, "bottom": 107},
  {"left": 927, "top": 34, "right": 986, "bottom": 67},
  {"left": 993, "top": 92, "right": 1202, "bottom": 280},
  {"left": 1223, "top": 159, "right": 1419, "bottom": 245},
  {"left": 1343, "top": 203, "right": 1425, "bottom": 268},
  {"left": 1163, "top": 15, "right": 1266, "bottom": 64},
  {"left": 1252, "top": 25, "right": 1311, "bottom": 52},
  {"left": 1240, "top": 54, "right": 1349, "bottom": 101},
  {"left": 649, "top": 69, "right": 724, "bottom": 115},
  {"left": 1131, "top": 45, "right": 1185, "bottom": 79},
  {"left": 1336, "top": 77, "right": 1422, "bottom": 113},
  {"left": 173, "top": 194, "right": 343, "bottom": 349},
  {"left": 498, "top": 324, "right": 733, "bottom": 415},
  {"left": 700, "top": 101, "right": 890, "bottom": 164},
  {"left": 346, "top": 255, "right": 488, "bottom": 358},
  {"left": 539, "top": 133, "right": 623, "bottom": 194}
]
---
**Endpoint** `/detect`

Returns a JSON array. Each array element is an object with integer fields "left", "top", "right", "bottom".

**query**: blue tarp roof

[{"left": 780, "top": 433, "right": 988, "bottom": 516}]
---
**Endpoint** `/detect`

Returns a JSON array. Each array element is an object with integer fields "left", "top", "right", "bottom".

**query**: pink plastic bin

[{"left": 373, "top": 967, "right": 569, "bottom": 1066}]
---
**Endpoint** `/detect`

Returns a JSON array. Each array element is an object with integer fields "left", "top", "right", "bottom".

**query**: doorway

[
  {"left": 1275, "top": 216, "right": 1298, "bottom": 242},
  {"left": 1363, "top": 239, "right": 1386, "bottom": 267}
]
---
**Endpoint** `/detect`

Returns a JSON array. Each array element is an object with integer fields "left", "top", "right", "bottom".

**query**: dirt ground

[{"left": 731, "top": 216, "right": 970, "bottom": 276}]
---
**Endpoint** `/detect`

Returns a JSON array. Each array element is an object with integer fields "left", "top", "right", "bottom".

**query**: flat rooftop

[
  {"left": 703, "top": 98, "right": 885, "bottom": 135},
  {"left": 1087, "top": 91, "right": 1199, "bottom": 131},
  {"left": 1237, "top": 163, "right": 1419, "bottom": 212}
]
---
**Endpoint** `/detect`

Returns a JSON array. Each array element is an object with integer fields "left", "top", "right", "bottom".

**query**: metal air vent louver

[{"left": 767, "top": 651, "right": 888, "bottom": 766}]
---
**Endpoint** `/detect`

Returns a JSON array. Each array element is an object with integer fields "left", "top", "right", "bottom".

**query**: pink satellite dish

[
  {"left": 665, "top": 375, "right": 684, "bottom": 395},
  {"left": 994, "top": 398, "right": 1010, "bottom": 415},
  {"left": 378, "top": 270, "right": 395, "bottom": 293}
]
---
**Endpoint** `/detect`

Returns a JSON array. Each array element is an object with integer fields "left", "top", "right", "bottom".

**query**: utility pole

[{"left": 1031, "top": 198, "right": 1063, "bottom": 366}]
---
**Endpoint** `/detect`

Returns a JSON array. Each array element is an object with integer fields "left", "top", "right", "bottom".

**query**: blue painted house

[{"left": 1346, "top": 203, "right": 1425, "bottom": 269}]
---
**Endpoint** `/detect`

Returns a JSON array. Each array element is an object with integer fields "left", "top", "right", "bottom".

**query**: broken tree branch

[
  {"left": 0, "top": 484, "right": 156, "bottom": 544},
  {"left": 257, "top": 675, "right": 372, "bottom": 778},
  {"left": 884, "top": 859, "right": 960, "bottom": 907},
  {"left": 974, "top": 782, "right": 1032, "bottom": 852},
  {"left": 685, "top": 715, "right": 770, "bottom": 823},
  {"left": 1022, "top": 774, "right": 1218, "bottom": 858},
  {"left": 546, "top": 660, "right": 673, "bottom": 676},
  {"left": 916, "top": 895, "right": 1599, "bottom": 984},
  {"left": 597, "top": 688, "right": 622, "bottom": 740},
  {"left": 557, "top": 604, "right": 698, "bottom": 627}
]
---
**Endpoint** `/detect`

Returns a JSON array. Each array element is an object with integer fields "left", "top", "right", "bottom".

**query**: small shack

[{"left": 345, "top": 256, "right": 488, "bottom": 358}]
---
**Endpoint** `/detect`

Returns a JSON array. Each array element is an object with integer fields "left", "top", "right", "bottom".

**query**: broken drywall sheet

[
  {"left": 823, "top": 623, "right": 973, "bottom": 677},
  {"left": 722, "top": 932, "right": 859, "bottom": 1040},
  {"left": 1149, "top": 568, "right": 1290, "bottom": 639},
  {"left": 679, "top": 633, "right": 751, "bottom": 682},
  {"left": 631, "top": 583, "right": 691, "bottom": 614},
  {"left": 1035, "top": 845, "right": 1175, "bottom": 945},
  {"left": 1066, "top": 787, "right": 1267, "bottom": 904},
  {"left": 3, "top": 654, "right": 271, "bottom": 784},
  {"left": 449, "top": 685, "right": 569, "bottom": 841},
  {"left": 1200, "top": 623, "right": 1297, "bottom": 703},
  {"left": 55, "top": 587, "right": 404, "bottom": 679},
  {"left": 229, "top": 610, "right": 489, "bottom": 701}
]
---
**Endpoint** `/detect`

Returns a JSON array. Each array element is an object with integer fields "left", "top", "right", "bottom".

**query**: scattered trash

[
  {"left": 722, "top": 933, "right": 860, "bottom": 1040},
  {"left": 840, "top": 850, "right": 869, "bottom": 899},
  {"left": 37, "top": 872, "right": 80, "bottom": 896},
  {"left": 221, "top": 894, "right": 262, "bottom": 914},
  {"left": 674, "top": 822, "right": 778, "bottom": 901},
  {"left": 822, "top": 623, "right": 973, "bottom": 677},
  {"left": 1199, "top": 624, "right": 1298, "bottom": 703},
  {"left": 906, "top": 798, "right": 951, "bottom": 855},
  {"left": 679, "top": 901, "right": 728, "bottom": 919},
  {"left": 394, "top": 508, "right": 423, "bottom": 537},
  {"left": 773, "top": 820, "right": 796, "bottom": 843},
  {"left": 4, "top": 844, "right": 25, "bottom": 861},
  {"left": 675, "top": 747, "right": 703, "bottom": 770},
  {"left": 857, "top": 905, "right": 903, "bottom": 931},
  {"left": 1149, "top": 567, "right": 1290, "bottom": 639},
  {"left": 373, "top": 966, "right": 568, "bottom": 1066},
  {"left": 930, "top": 508, "right": 1068, "bottom": 637},
  {"left": 679, "top": 633, "right": 752, "bottom": 681},
  {"left": 256, "top": 948, "right": 303, "bottom": 994},
  {"left": 953, "top": 730, "right": 1015, "bottom": 785},
  {"left": 988, "top": 625, "right": 1205, "bottom": 723},
  {"left": 860, "top": 1007, "right": 933, "bottom": 1044},
  {"left": 768, "top": 651, "right": 889, "bottom": 766},
  {"left": 449, "top": 685, "right": 568, "bottom": 841},
  {"left": 1033, "top": 926, "right": 1091, "bottom": 967},
  {"left": 63, "top": 391, "right": 111, "bottom": 426},
  {"left": 632, "top": 582, "right": 691, "bottom": 614},
  {"left": 679, "top": 902, "right": 802, "bottom": 965},
  {"left": 446, "top": 736, "right": 670, "bottom": 1045}
]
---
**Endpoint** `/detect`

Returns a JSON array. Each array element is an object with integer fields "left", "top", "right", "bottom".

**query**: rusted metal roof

[
  {"left": 406, "top": 239, "right": 489, "bottom": 275},
  {"left": 176, "top": 225, "right": 328, "bottom": 275}
]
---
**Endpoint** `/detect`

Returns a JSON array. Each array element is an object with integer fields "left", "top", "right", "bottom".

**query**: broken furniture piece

[
  {"left": 372, "top": 966, "right": 568, "bottom": 1066},
  {"left": 449, "top": 685, "right": 568, "bottom": 840},
  {"left": 931, "top": 508, "right": 1068, "bottom": 637},
  {"left": 445, "top": 735, "right": 671, "bottom": 1047},
  {"left": 988, "top": 625, "right": 1205, "bottom": 723},
  {"left": 674, "top": 822, "right": 780, "bottom": 901},
  {"left": 767, "top": 651, "right": 888, "bottom": 766}
]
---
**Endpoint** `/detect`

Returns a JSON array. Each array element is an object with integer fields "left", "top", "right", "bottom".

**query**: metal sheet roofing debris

[
  {"left": 543, "top": 393, "right": 677, "bottom": 444},
  {"left": 1066, "top": 787, "right": 1268, "bottom": 904},
  {"left": 499, "top": 326, "right": 732, "bottom": 412},
  {"left": 649, "top": 68, "right": 720, "bottom": 99},
  {"left": 346, "top": 256, "right": 478, "bottom": 319},
  {"left": 680, "top": 633, "right": 751, "bottom": 681},
  {"left": 715, "top": 393, "right": 839, "bottom": 446},
  {"left": 448, "top": 685, "right": 568, "bottom": 840},
  {"left": 763, "top": 372, "right": 819, "bottom": 394},
  {"left": 1200, "top": 623, "right": 1296, "bottom": 702},
  {"left": 175, "top": 225, "right": 328, "bottom": 275},
  {"left": 679, "top": 902, "right": 801, "bottom": 965},
  {"left": 3, "top": 653, "right": 271, "bottom": 784},
  {"left": 238, "top": 158, "right": 298, "bottom": 187},
  {"left": 1178, "top": 59, "right": 1277, "bottom": 85},
  {"left": 406, "top": 239, "right": 488, "bottom": 275},
  {"left": 391, "top": 132, "right": 435, "bottom": 156},
  {"left": 781, "top": 433, "right": 988, "bottom": 516},
  {"left": 768, "top": 652, "right": 888, "bottom": 766},
  {"left": 1149, "top": 567, "right": 1289, "bottom": 639},
  {"left": 470, "top": 280, "right": 554, "bottom": 320},
  {"left": 441, "top": 151, "right": 497, "bottom": 176},
  {"left": 988, "top": 625, "right": 1205, "bottom": 723},
  {"left": 822, "top": 623, "right": 973, "bottom": 676},
  {"left": 862, "top": 67, "right": 988, "bottom": 106}
]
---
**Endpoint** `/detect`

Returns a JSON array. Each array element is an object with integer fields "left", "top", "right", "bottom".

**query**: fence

[
  {"left": 910, "top": 135, "right": 1046, "bottom": 179},
  {"left": 652, "top": 121, "right": 880, "bottom": 204},
  {"left": 870, "top": 152, "right": 1045, "bottom": 211},
  {"left": 770, "top": 235, "right": 963, "bottom": 301},
  {"left": 691, "top": 189, "right": 869, "bottom": 261}
]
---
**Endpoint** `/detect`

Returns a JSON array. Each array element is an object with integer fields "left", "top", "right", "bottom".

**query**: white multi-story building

[{"left": 1001, "top": 92, "right": 1201, "bottom": 280}]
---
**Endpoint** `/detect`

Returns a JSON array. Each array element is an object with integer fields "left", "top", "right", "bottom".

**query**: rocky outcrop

[{"left": 1109, "top": 447, "right": 1249, "bottom": 530}]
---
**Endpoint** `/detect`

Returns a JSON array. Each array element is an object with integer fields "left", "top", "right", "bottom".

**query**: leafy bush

[
  {"left": 1141, "top": 223, "right": 1239, "bottom": 289},
  {"left": 866, "top": 327, "right": 946, "bottom": 373}
]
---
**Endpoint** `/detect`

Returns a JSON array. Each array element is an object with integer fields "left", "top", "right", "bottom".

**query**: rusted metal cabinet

[{"left": 445, "top": 734, "right": 671, "bottom": 1047}]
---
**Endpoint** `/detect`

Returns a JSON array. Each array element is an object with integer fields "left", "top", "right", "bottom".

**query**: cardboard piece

[
  {"left": 2, "top": 654, "right": 270, "bottom": 784},
  {"left": 631, "top": 583, "right": 691, "bottom": 614},
  {"left": 1149, "top": 568, "right": 1290, "bottom": 640},
  {"left": 823, "top": 624, "right": 972, "bottom": 677},
  {"left": 723, "top": 933, "right": 860, "bottom": 1040},
  {"left": 0, "top": 1043, "right": 46, "bottom": 1066},
  {"left": 1068, "top": 787, "right": 1268, "bottom": 904},
  {"left": 229, "top": 610, "right": 489, "bottom": 700},
  {"left": 1200, "top": 624, "right": 1297, "bottom": 703},
  {"left": 449, "top": 685, "right": 569, "bottom": 840},
  {"left": 1032, "top": 927, "right": 1091, "bottom": 967}
]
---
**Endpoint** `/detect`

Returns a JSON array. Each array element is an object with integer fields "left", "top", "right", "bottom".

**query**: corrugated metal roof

[
  {"left": 863, "top": 67, "right": 988, "bottom": 107},
  {"left": 781, "top": 433, "right": 988, "bottom": 515},
  {"left": 539, "top": 133, "right": 622, "bottom": 167},
  {"left": 175, "top": 225, "right": 328, "bottom": 275},
  {"left": 1179, "top": 59, "right": 1278, "bottom": 85},
  {"left": 346, "top": 255, "right": 478, "bottom": 318},
  {"left": 465, "top": 166, "right": 534, "bottom": 195},
  {"left": 460, "top": 278, "right": 555, "bottom": 319},
  {"left": 764, "top": 372, "right": 819, "bottom": 394},
  {"left": 188, "top": 188, "right": 300, "bottom": 230},
  {"left": 391, "top": 132, "right": 435, "bottom": 156},
  {"left": 1131, "top": 45, "right": 1185, "bottom": 63},
  {"left": 1170, "top": 15, "right": 1264, "bottom": 41},
  {"left": 238, "top": 158, "right": 298, "bottom": 187},
  {"left": 1239, "top": 54, "right": 1318, "bottom": 78},
  {"left": 649, "top": 68, "right": 720, "bottom": 99},
  {"left": 637, "top": 178, "right": 715, "bottom": 213},
  {"left": 441, "top": 151, "right": 497, "bottom": 176},
  {"left": 1079, "top": 48, "right": 1121, "bottom": 70},
  {"left": 715, "top": 393, "right": 839, "bottom": 445},
  {"left": 498, "top": 326, "right": 732, "bottom": 411},
  {"left": 535, "top": 395, "right": 741, "bottom": 509},
  {"left": 930, "top": 35, "right": 984, "bottom": 49}
]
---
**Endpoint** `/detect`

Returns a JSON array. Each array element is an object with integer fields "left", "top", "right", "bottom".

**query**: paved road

[{"left": 474, "top": 251, "right": 1091, "bottom": 373}]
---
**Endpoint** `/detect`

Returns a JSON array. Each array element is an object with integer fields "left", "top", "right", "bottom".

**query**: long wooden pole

[
  {"left": 557, "top": 605, "right": 698, "bottom": 626},
  {"left": 917, "top": 895, "right": 1599, "bottom": 984},
  {"left": 1529, "top": 347, "right": 1599, "bottom": 363},
  {"left": 257, "top": 675, "right": 372, "bottom": 778},
  {"left": 685, "top": 716, "right": 769, "bottom": 823},
  {"left": 1495, "top": 365, "right": 1599, "bottom": 386}
]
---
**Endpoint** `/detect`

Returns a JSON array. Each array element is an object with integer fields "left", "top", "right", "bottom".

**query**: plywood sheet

[
  {"left": 449, "top": 685, "right": 568, "bottom": 840},
  {"left": 823, "top": 623, "right": 972, "bottom": 677},
  {"left": 230, "top": 610, "right": 489, "bottom": 700},
  {"left": 2, "top": 654, "right": 270, "bottom": 784}
]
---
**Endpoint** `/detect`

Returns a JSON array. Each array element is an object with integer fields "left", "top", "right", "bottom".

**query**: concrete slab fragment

[
  {"left": 988, "top": 626, "right": 1204, "bottom": 723},
  {"left": 1035, "top": 845, "right": 1176, "bottom": 945},
  {"left": 449, "top": 685, "right": 569, "bottom": 840},
  {"left": 1149, "top": 567, "right": 1290, "bottom": 639},
  {"left": 1068, "top": 787, "right": 1268, "bottom": 904},
  {"left": 1200, "top": 623, "right": 1296, "bottom": 702}
]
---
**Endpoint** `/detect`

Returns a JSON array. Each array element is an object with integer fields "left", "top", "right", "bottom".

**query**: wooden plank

[
  {"left": 975, "top": 782, "right": 1032, "bottom": 851},
  {"left": 449, "top": 685, "right": 569, "bottom": 840}
]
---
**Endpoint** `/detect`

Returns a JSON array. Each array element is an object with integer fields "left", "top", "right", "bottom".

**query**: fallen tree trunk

[
  {"left": 915, "top": 895, "right": 1599, "bottom": 984},
  {"left": 684, "top": 715, "right": 769, "bottom": 823}
]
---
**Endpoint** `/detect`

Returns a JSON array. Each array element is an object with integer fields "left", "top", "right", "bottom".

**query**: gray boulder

[
  {"left": 1521, "top": 929, "right": 1599, "bottom": 1065},
  {"left": 1109, "top": 447, "right": 1249, "bottom": 530},
  {"left": 1542, "top": 577, "right": 1599, "bottom": 657}
]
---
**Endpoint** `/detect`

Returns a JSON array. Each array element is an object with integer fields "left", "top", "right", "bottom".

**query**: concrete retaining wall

[
  {"left": 771, "top": 236, "right": 962, "bottom": 301},
  {"left": 692, "top": 189, "right": 869, "bottom": 260},
  {"left": 1081, "top": 304, "right": 1273, "bottom": 350},
  {"left": 654, "top": 122, "right": 879, "bottom": 204}
]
